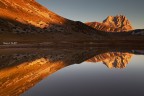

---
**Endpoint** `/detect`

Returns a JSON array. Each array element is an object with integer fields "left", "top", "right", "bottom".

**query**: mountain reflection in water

[
  {"left": 0, "top": 48, "right": 144, "bottom": 96},
  {"left": 87, "top": 52, "right": 133, "bottom": 68}
]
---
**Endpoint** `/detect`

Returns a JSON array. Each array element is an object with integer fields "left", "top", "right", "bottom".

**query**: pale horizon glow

[{"left": 36, "top": 0, "right": 144, "bottom": 29}]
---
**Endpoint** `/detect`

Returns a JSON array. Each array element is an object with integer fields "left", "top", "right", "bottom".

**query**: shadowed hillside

[{"left": 0, "top": 0, "right": 104, "bottom": 44}]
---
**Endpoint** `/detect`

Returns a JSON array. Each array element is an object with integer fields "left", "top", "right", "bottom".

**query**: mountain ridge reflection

[
  {"left": 87, "top": 52, "right": 133, "bottom": 69},
  {"left": 0, "top": 48, "right": 143, "bottom": 96}
]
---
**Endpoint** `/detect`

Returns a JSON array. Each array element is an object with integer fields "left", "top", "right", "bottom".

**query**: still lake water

[{"left": 0, "top": 48, "right": 144, "bottom": 96}]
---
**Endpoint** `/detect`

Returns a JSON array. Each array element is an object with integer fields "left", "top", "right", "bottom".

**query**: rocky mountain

[
  {"left": 0, "top": 0, "right": 144, "bottom": 46},
  {"left": 86, "top": 15, "right": 133, "bottom": 32},
  {"left": 103, "top": 15, "right": 133, "bottom": 31}
]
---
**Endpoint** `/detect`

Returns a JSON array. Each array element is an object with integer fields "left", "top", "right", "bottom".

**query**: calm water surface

[
  {"left": 0, "top": 48, "right": 144, "bottom": 96},
  {"left": 22, "top": 56, "right": 144, "bottom": 96}
]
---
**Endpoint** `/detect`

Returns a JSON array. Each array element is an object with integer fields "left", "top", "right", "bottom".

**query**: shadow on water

[{"left": 0, "top": 47, "right": 144, "bottom": 96}]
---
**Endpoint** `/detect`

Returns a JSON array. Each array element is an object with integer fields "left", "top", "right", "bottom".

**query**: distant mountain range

[{"left": 0, "top": 0, "right": 144, "bottom": 46}]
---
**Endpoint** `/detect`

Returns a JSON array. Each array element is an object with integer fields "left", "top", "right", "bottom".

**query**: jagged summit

[
  {"left": 103, "top": 15, "right": 133, "bottom": 31},
  {"left": 86, "top": 15, "right": 133, "bottom": 32}
]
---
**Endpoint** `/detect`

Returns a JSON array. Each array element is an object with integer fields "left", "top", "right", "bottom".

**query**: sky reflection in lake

[{"left": 22, "top": 54, "right": 144, "bottom": 96}]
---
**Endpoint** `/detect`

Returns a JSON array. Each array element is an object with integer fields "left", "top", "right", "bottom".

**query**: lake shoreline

[{"left": 0, "top": 42, "right": 144, "bottom": 49}]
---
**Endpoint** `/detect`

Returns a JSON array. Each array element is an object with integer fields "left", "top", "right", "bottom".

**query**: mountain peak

[{"left": 103, "top": 15, "right": 133, "bottom": 31}]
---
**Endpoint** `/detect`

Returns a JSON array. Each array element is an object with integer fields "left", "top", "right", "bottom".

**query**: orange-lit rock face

[
  {"left": 103, "top": 15, "right": 133, "bottom": 31},
  {"left": 0, "top": 0, "right": 101, "bottom": 42},
  {"left": 0, "top": 0, "right": 97, "bottom": 33},
  {"left": 0, "top": 0, "right": 67, "bottom": 32},
  {"left": 86, "top": 15, "right": 133, "bottom": 32},
  {"left": 87, "top": 52, "right": 133, "bottom": 69}
]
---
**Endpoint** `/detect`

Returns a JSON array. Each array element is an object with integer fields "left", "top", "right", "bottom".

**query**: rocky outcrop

[
  {"left": 103, "top": 15, "right": 133, "bottom": 31},
  {"left": 86, "top": 21, "right": 117, "bottom": 32},
  {"left": 86, "top": 15, "right": 133, "bottom": 32}
]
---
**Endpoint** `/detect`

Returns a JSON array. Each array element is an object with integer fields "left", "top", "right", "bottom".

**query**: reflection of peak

[
  {"left": 103, "top": 53, "right": 132, "bottom": 69},
  {"left": 87, "top": 52, "right": 133, "bottom": 69},
  {"left": 103, "top": 15, "right": 133, "bottom": 31}
]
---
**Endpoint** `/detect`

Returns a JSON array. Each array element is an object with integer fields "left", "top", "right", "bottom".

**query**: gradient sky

[{"left": 36, "top": 0, "right": 144, "bottom": 29}]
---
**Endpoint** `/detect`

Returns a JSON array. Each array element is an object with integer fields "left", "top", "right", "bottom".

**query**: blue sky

[{"left": 36, "top": 0, "right": 144, "bottom": 29}]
